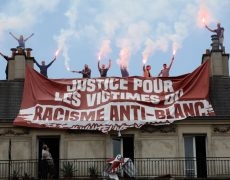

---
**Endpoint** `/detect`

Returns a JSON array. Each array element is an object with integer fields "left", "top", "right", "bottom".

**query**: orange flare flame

[{"left": 202, "top": 17, "right": 205, "bottom": 24}]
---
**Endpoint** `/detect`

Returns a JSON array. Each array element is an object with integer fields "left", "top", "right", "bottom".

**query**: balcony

[{"left": 0, "top": 157, "right": 230, "bottom": 179}]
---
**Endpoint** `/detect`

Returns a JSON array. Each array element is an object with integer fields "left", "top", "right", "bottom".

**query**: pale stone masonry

[{"left": 8, "top": 47, "right": 34, "bottom": 80}]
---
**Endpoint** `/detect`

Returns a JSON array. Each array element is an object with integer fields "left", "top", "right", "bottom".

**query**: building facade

[{"left": 0, "top": 35, "right": 230, "bottom": 179}]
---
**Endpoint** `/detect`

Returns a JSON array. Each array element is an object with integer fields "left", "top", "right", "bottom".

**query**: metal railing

[{"left": 0, "top": 157, "right": 230, "bottom": 179}]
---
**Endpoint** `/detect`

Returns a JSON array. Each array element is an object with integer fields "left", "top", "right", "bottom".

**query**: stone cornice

[
  {"left": 140, "top": 124, "right": 176, "bottom": 133},
  {"left": 0, "top": 128, "right": 29, "bottom": 136}
]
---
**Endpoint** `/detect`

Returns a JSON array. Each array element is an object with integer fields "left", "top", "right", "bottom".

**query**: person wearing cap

[
  {"left": 205, "top": 22, "right": 225, "bottom": 52},
  {"left": 34, "top": 56, "right": 56, "bottom": 78},
  {"left": 143, "top": 64, "right": 152, "bottom": 78},
  {"left": 158, "top": 56, "right": 174, "bottom": 77}
]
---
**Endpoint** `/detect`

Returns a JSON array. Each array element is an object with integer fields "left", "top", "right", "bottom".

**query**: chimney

[
  {"left": 202, "top": 35, "right": 229, "bottom": 76},
  {"left": 8, "top": 47, "right": 34, "bottom": 80}
]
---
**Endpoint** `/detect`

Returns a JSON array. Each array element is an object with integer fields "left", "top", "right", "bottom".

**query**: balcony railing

[{"left": 0, "top": 157, "right": 230, "bottom": 179}]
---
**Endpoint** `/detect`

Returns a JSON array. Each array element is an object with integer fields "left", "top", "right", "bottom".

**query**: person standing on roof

[
  {"left": 205, "top": 22, "right": 225, "bottom": 52},
  {"left": 98, "top": 59, "right": 112, "bottom": 77},
  {"left": 0, "top": 52, "right": 9, "bottom": 79},
  {"left": 158, "top": 56, "right": 174, "bottom": 77},
  {"left": 143, "top": 64, "right": 152, "bottom": 78},
  {"left": 33, "top": 56, "right": 57, "bottom": 78},
  {"left": 9, "top": 32, "right": 34, "bottom": 49},
  {"left": 120, "top": 64, "right": 129, "bottom": 77},
  {"left": 72, "top": 64, "right": 91, "bottom": 78}
]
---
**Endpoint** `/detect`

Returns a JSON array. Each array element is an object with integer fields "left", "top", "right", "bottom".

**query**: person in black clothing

[
  {"left": 98, "top": 59, "right": 111, "bottom": 77},
  {"left": 72, "top": 64, "right": 91, "bottom": 78},
  {"left": 120, "top": 64, "right": 129, "bottom": 77},
  {"left": 0, "top": 52, "right": 9, "bottom": 80},
  {"left": 41, "top": 144, "right": 49, "bottom": 179},
  {"left": 34, "top": 57, "right": 56, "bottom": 78}
]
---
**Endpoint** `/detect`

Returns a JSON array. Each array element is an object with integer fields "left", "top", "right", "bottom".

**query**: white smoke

[
  {"left": 93, "top": 1, "right": 199, "bottom": 67},
  {"left": 116, "top": 39, "right": 131, "bottom": 67},
  {"left": 142, "top": 37, "right": 168, "bottom": 64},
  {"left": 54, "top": 0, "right": 80, "bottom": 71},
  {"left": 116, "top": 21, "right": 150, "bottom": 67},
  {"left": 98, "top": 39, "right": 112, "bottom": 61},
  {"left": 1, "top": 0, "right": 230, "bottom": 77}
]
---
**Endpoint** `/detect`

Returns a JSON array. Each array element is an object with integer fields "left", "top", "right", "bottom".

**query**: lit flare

[
  {"left": 55, "top": 49, "right": 60, "bottom": 57},
  {"left": 202, "top": 17, "right": 205, "bottom": 24},
  {"left": 98, "top": 55, "right": 101, "bottom": 61},
  {"left": 142, "top": 59, "right": 147, "bottom": 65},
  {"left": 173, "top": 49, "right": 176, "bottom": 56}
]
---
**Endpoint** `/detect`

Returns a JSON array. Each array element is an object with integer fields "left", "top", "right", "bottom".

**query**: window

[
  {"left": 112, "top": 138, "right": 122, "bottom": 157},
  {"left": 112, "top": 136, "right": 134, "bottom": 160},
  {"left": 184, "top": 135, "right": 207, "bottom": 178},
  {"left": 112, "top": 136, "right": 134, "bottom": 178}
]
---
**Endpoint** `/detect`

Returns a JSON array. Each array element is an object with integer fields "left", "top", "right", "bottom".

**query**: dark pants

[{"left": 41, "top": 159, "right": 49, "bottom": 179}]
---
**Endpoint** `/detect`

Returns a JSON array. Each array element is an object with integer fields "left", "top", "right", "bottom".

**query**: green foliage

[
  {"left": 12, "top": 170, "right": 20, "bottom": 180},
  {"left": 88, "top": 166, "right": 98, "bottom": 177},
  {"left": 12, "top": 170, "right": 34, "bottom": 180},
  {"left": 61, "top": 161, "right": 77, "bottom": 178},
  {"left": 22, "top": 172, "right": 34, "bottom": 180}
]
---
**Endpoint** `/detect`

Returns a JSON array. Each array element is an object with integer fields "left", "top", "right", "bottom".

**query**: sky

[{"left": 0, "top": 0, "right": 229, "bottom": 79}]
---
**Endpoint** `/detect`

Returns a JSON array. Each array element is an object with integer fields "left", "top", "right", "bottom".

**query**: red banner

[{"left": 13, "top": 61, "right": 215, "bottom": 133}]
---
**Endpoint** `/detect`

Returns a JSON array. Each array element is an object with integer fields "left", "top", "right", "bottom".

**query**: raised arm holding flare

[
  {"left": 143, "top": 64, "right": 152, "bottom": 78},
  {"left": 158, "top": 56, "right": 174, "bottom": 77},
  {"left": 205, "top": 22, "right": 225, "bottom": 52},
  {"left": 72, "top": 64, "right": 91, "bottom": 78},
  {"left": 98, "top": 59, "right": 112, "bottom": 77}
]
